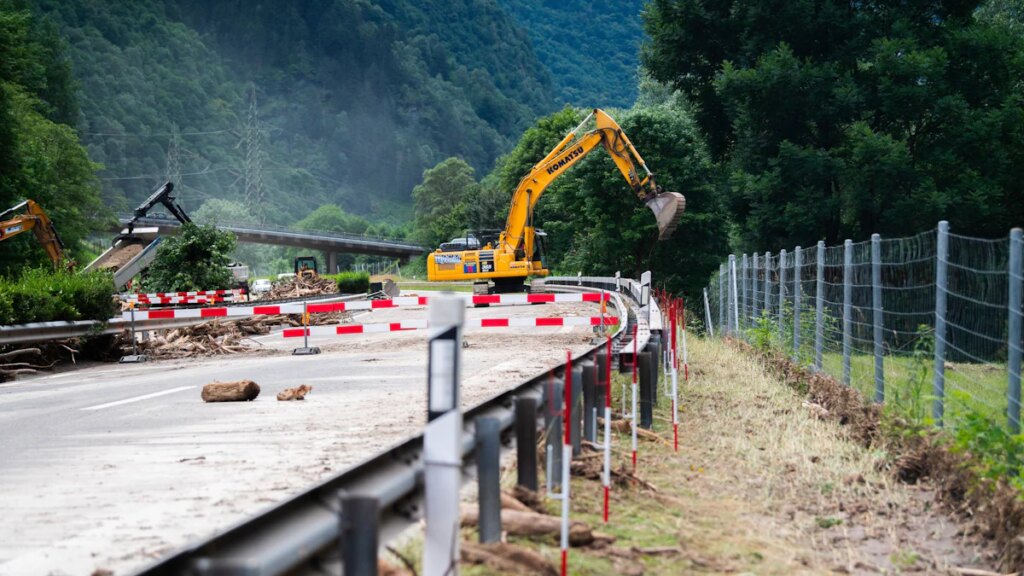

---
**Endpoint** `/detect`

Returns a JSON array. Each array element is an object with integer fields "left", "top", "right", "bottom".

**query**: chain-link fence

[{"left": 704, "top": 222, "right": 1023, "bottom": 434}]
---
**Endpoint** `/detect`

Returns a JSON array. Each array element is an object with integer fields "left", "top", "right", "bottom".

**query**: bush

[
  {"left": 0, "top": 268, "right": 116, "bottom": 325},
  {"left": 327, "top": 271, "right": 370, "bottom": 294}
]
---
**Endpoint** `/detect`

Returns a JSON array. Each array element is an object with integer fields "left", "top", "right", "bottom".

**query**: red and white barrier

[
  {"left": 125, "top": 295, "right": 237, "bottom": 305},
  {"left": 120, "top": 289, "right": 244, "bottom": 300},
  {"left": 281, "top": 316, "right": 619, "bottom": 338},
  {"left": 123, "top": 292, "right": 614, "bottom": 320}
]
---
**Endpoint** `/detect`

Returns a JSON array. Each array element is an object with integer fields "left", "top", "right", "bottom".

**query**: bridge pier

[{"left": 327, "top": 252, "right": 338, "bottom": 274}]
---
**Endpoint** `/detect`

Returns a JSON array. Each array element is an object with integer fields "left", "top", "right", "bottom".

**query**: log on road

[{"left": 201, "top": 380, "right": 260, "bottom": 402}]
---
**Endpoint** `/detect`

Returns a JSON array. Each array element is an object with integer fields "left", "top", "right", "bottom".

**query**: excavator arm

[
  {"left": 0, "top": 200, "right": 65, "bottom": 266},
  {"left": 502, "top": 109, "right": 684, "bottom": 258}
]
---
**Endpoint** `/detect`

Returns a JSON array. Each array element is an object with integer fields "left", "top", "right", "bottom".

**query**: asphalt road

[{"left": 0, "top": 298, "right": 604, "bottom": 575}]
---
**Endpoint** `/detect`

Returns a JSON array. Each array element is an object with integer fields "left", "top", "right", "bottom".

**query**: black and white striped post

[{"left": 423, "top": 296, "right": 464, "bottom": 576}]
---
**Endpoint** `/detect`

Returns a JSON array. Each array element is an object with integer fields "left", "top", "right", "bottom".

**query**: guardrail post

[
  {"left": 843, "top": 239, "right": 853, "bottom": 386},
  {"left": 475, "top": 416, "right": 502, "bottom": 543},
  {"left": 753, "top": 253, "right": 760, "bottom": 322},
  {"left": 545, "top": 375, "right": 564, "bottom": 491},
  {"left": 638, "top": 350, "right": 653, "bottom": 429},
  {"left": 815, "top": 240, "right": 825, "bottom": 371},
  {"left": 872, "top": 234, "right": 884, "bottom": 403},
  {"left": 934, "top": 221, "right": 949, "bottom": 426},
  {"left": 570, "top": 365, "right": 583, "bottom": 457},
  {"left": 778, "top": 249, "right": 787, "bottom": 342},
  {"left": 595, "top": 352, "right": 608, "bottom": 413},
  {"left": 648, "top": 333, "right": 660, "bottom": 405},
  {"left": 514, "top": 396, "right": 538, "bottom": 492},
  {"left": 793, "top": 246, "right": 802, "bottom": 362},
  {"left": 423, "top": 296, "right": 464, "bottom": 576},
  {"left": 582, "top": 361, "right": 597, "bottom": 443},
  {"left": 1010, "top": 229, "right": 1023, "bottom": 433},
  {"left": 742, "top": 254, "right": 750, "bottom": 329},
  {"left": 340, "top": 495, "right": 379, "bottom": 576}
]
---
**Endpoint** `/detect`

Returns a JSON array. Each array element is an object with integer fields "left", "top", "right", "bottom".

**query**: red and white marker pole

[
  {"left": 631, "top": 323, "right": 638, "bottom": 473},
  {"left": 559, "top": 351, "right": 573, "bottom": 576},
  {"left": 671, "top": 300, "right": 679, "bottom": 452},
  {"left": 603, "top": 336, "right": 612, "bottom": 523},
  {"left": 682, "top": 300, "right": 689, "bottom": 382}
]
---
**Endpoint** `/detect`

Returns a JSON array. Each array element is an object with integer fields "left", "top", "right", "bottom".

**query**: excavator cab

[{"left": 294, "top": 256, "right": 319, "bottom": 280}]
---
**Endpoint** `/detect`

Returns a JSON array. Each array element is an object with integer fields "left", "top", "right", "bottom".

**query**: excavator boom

[
  {"left": 0, "top": 200, "right": 65, "bottom": 266},
  {"left": 427, "top": 108, "right": 686, "bottom": 290}
]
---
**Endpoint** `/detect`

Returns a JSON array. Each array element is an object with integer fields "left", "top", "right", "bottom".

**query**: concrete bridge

[{"left": 115, "top": 216, "right": 426, "bottom": 271}]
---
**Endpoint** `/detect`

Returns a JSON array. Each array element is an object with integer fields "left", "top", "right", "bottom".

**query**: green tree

[
  {"left": 411, "top": 158, "right": 482, "bottom": 249},
  {"left": 141, "top": 223, "right": 236, "bottom": 291},
  {"left": 642, "top": 0, "right": 1024, "bottom": 249}
]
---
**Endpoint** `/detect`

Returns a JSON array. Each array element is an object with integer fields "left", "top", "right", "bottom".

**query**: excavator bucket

[{"left": 645, "top": 192, "right": 686, "bottom": 240}]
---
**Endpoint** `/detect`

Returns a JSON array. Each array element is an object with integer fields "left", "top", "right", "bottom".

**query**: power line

[{"left": 84, "top": 128, "right": 235, "bottom": 137}]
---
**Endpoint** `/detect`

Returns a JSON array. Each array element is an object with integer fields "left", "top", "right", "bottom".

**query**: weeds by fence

[{"left": 704, "top": 221, "right": 1023, "bottom": 441}]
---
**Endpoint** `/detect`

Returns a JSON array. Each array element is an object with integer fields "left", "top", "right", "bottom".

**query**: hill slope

[{"left": 31, "top": 0, "right": 556, "bottom": 222}]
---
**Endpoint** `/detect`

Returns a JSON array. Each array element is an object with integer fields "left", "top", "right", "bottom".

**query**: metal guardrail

[
  {"left": 130, "top": 277, "right": 642, "bottom": 576},
  {"left": 0, "top": 293, "right": 368, "bottom": 346}
]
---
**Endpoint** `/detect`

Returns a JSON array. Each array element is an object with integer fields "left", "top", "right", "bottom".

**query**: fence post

[
  {"left": 475, "top": 416, "right": 502, "bottom": 543},
  {"left": 1010, "top": 229, "right": 1023, "bottom": 433},
  {"left": 729, "top": 254, "right": 739, "bottom": 334},
  {"left": 815, "top": 240, "right": 825, "bottom": 371},
  {"left": 753, "top": 253, "right": 760, "bottom": 320},
  {"left": 514, "top": 397, "right": 538, "bottom": 491},
  {"left": 778, "top": 249, "right": 787, "bottom": 341},
  {"left": 764, "top": 251, "right": 772, "bottom": 319},
  {"left": 933, "top": 221, "right": 949, "bottom": 426},
  {"left": 872, "top": 234, "right": 884, "bottom": 403},
  {"left": 340, "top": 496, "right": 379, "bottom": 576},
  {"left": 703, "top": 288, "right": 714, "bottom": 338},
  {"left": 843, "top": 239, "right": 853, "bottom": 387},
  {"left": 793, "top": 246, "right": 802, "bottom": 362},
  {"left": 423, "top": 297, "right": 464, "bottom": 576},
  {"left": 719, "top": 264, "right": 725, "bottom": 334},
  {"left": 742, "top": 254, "right": 749, "bottom": 330}
]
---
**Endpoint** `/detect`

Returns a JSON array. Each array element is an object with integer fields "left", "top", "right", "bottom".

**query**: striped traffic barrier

[
  {"left": 281, "top": 316, "right": 619, "bottom": 338},
  {"left": 123, "top": 295, "right": 238, "bottom": 306},
  {"left": 123, "top": 292, "right": 612, "bottom": 320},
  {"left": 119, "top": 289, "right": 245, "bottom": 300}
]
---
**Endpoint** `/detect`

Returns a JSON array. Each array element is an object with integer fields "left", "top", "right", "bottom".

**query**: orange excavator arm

[{"left": 0, "top": 200, "right": 65, "bottom": 266}]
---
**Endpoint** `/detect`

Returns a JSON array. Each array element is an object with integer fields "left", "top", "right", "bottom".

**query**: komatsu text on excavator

[{"left": 427, "top": 109, "right": 685, "bottom": 293}]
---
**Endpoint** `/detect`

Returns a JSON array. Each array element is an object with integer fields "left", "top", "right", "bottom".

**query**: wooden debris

[
  {"left": 511, "top": 485, "right": 549, "bottom": 514},
  {"left": 201, "top": 380, "right": 260, "bottom": 402},
  {"left": 500, "top": 491, "right": 534, "bottom": 513},
  {"left": 461, "top": 506, "right": 594, "bottom": 546},
  {"left": 265, "top": 276, "right": 338, "bottom": 300},
  {"left": 277, "top": 384, "right": 312, "bottom": 401},
  {"left": 598, "top": 417, "right": 669, "bottom": 444},
  {"left": 461, "top": 541, "right": 557, "bottom": 576},
  {"left": 137, "top": 312, "right": 347, "bottom": 359}
]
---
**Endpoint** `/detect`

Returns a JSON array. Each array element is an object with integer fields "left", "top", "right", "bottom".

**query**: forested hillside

[
  {"left": 500, "top": 0, "right": 645, "bottom": 108},
  {"left": 30, "top": 0, "right": 556, "bottom": 222},
  {"left": 0, "top": 0, "right": 102, "bottom": 274}
]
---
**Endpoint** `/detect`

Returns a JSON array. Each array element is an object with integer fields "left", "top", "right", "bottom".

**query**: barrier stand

[
  {"left": 423, "top": 297, "right": 464, "bottom": 576},
  {"left": 292, "top": 301, "right": 321, "bottom": 355},
  {"left": 602, "top": 336, "right": 612, "bottom": 523},
  {"left": 119, "top": 302, "right": 148, "bottom": 364}
]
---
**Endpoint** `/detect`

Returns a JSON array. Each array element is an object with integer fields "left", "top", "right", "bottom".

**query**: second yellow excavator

[
  {"left": 427, "top": 108, "right": 685, "bottom": 293},
  {"left": 0, "top": 199, "right": 65, "bottom": 267}
]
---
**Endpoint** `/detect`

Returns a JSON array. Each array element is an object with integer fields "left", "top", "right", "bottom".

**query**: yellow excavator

[
  {"left": 0, "top": 200, "right": 65, "bottom": 267},
  {"left": 427, "top": 108, "right": 685, "bottom": 293}
]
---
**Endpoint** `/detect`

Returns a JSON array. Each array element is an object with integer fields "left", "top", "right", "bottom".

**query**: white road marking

[{"left": 80, "top": 386, "right": 195, "bottom": 411}]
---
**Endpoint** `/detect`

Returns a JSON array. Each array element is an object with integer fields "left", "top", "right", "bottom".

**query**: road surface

[{"left": 0, "top": 297, "right": 607, "bottom": 575}]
